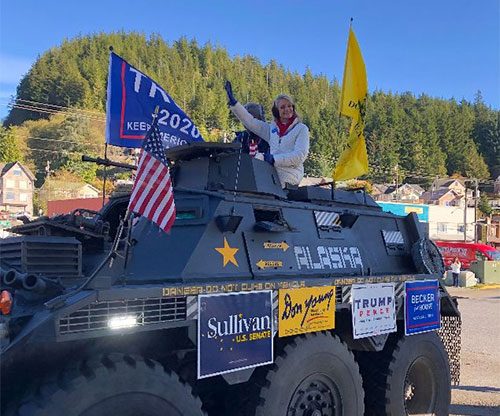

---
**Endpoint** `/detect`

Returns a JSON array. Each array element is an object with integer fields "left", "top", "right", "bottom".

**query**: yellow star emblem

[{"left": 215, "top": 237, "right": 239, "bottom": 267}]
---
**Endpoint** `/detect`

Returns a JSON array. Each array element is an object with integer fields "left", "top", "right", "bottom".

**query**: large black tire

[
  {"left": 251, "top": 332, "right": 365, "bottom": 416},
  {"left": 357, "top": 332, "right": 450, "bottom": 416},
  {"left": 11, "top": 353, "right": 205, "bottom": 416},
  {"left": 411, "top": 238, "right": 446, "bottom": 276}
]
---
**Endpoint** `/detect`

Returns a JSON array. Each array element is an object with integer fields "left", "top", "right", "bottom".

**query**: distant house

[
  {"left": 372, "top": 183, "right": 424, "bottom": 202},
  {"left": 431, "top": 178, "right": 466, "bottom": 196},
  {"left": 0, "top": 161, "right": 35, "bottom": 215},
  {"left": 40, "top": 180, "right": 100, "bottom": 201},
  {"left": 421, "top": 188, "right": 463, "bottom": 207},
  {"left": 494, "top": 176, "right": 500, "bottom": 194}
]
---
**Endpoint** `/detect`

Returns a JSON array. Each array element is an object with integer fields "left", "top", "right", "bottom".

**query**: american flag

[{"left": 128, "top": 121, "right": 176, "bottom": 233}]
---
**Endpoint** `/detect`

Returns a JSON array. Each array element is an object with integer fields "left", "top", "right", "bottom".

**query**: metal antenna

[{"left": 231, "top": 143, "right": 243, "bottom": 215}]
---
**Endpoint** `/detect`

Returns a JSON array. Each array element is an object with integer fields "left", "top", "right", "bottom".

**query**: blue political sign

[
  {"left": 105, "top": 51, "right": 204, "bottom": 148},
  {"left": 198, "top": 291, "right": 273, "bottom": 379},
  {"left": 405, "top": 280, "right": 440, "bottom": 335}
]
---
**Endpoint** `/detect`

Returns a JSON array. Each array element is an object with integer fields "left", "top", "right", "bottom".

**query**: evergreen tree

[
  {"left": 2, "top": 32, "right": 498, "bottom": 185},
  {"left": 0, "top": 126, "right": 23, "bottom": 162}
]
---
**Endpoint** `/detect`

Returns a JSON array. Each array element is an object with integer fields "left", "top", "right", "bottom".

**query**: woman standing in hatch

[{"left": 224, "top": 81, "right": 309, "bottom": 187}]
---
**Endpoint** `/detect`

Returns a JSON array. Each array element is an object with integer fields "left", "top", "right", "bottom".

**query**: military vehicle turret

[{"left": 0, "top": 143, "right": 460, "bottom": 416}]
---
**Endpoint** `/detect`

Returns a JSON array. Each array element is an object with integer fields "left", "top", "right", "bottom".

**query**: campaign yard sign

[
  {"left": 105, "top": 51, "right": 204, "bottom": 148},
  {"left": 351, "top": 283, "right": 396, "bottom": 339},
  {"left": 405, "top": 280, "right": 440, "bottom": 336},
  {"left": 278, "top": 286, "right": 335, "bottom": 337},
  {"left": 198, "top": 291, "right": 273, "bottom": 379}
]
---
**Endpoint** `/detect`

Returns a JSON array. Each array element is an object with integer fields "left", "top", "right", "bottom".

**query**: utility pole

[
  {"left": 394, "top": 164, "right": 399, "bottom": 201},
  {"left": 45, "top": 161, "right": 52, "bottom": 206},
  {"left": 474, "top": 179, "right": 479, "bottom": 243},
  {"left": 463, "top": 181, "right": 467, "bottom": 242}
]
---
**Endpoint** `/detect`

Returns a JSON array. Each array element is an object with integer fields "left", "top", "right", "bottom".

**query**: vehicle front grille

[{"left": 59, "top": 296, "right": 186, "bottom": 335}]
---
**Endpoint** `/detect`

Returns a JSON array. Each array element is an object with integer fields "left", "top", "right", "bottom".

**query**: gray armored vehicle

[{"left": 0, "top": 143, "right": 460, "bottom": 416}]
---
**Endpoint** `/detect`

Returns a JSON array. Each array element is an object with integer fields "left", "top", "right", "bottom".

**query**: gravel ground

[{"left": 447, "top": 286, "right": 500, "bottom": 416}]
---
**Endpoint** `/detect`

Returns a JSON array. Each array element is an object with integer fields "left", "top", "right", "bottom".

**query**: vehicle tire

[
  {"left": 12, "top": 353, "right": 205, "bottom": 416},
  {"left": 251, "top": 332, "right": 364, "bottom": 416},
  {"left": 357, "top": 332, "right": 450, "bottom": 416},
  {"left": 412, "top": 238, "right": 446, "bottom": 276}
]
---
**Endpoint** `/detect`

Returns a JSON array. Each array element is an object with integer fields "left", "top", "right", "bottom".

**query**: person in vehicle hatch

[
  {"left": 233, "top": 102, "right": 270, "bottom": 157},
  {"left": 225, "top": 80, "right": 309, "bottom": 187}
]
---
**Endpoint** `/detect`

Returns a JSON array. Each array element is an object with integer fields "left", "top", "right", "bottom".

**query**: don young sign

[
  {"left": 351, "top": 283, "right": 396, "bottom": 339},
  {"left": 197, "top": 291, "right": 273, "bottom": 379}
]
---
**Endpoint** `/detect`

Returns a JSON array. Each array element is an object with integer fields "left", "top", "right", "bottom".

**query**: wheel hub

[
  {"left": 287, "top": 374, "right": 341, "bottom": 416},
  {"left": 403, "top": 357, "right": 436, "bottom": 414},
  {"left": 404, "top": 379, "right": 415, "bottom": 401}
]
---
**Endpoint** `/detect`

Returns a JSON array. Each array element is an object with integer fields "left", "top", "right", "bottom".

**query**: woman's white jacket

[{"left": 230, "top": 102, "right": 309, "bottom": 186}]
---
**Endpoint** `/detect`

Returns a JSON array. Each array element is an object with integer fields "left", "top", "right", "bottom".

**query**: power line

[
  {"left": 14, "top": 98, "right": 105, "bottom": 116},
  {"left": 0, "top": 102, "right": 106, "bottom": 123},
  {"left": 13, "top": 134, "right": 106, "bottom": 148}
]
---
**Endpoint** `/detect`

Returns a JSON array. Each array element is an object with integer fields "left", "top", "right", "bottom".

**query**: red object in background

[
  {"left": 1, "top": 290, "right": 13, "bottom": 315},
  {"left": 435, "top": 241, "right": 500, "bottom": 269},
  {"left": 47, "top": 198, "right": 109, "bottom": 216}
]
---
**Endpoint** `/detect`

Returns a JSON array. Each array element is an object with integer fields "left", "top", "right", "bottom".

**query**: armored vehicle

[{"left": 1, "top": 143, "right": 460, "bottom": 416}]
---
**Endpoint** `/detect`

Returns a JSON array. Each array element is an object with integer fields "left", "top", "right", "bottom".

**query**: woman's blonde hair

[{"left": 272, "top": 94, "right": 298, "bottom": 119}]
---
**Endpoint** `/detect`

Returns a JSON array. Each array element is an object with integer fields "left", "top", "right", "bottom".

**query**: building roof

[
  {"left": 41, "top": 180, "right": 100, "bottom": 193},
  {"left": 422, "top": 188, "right": 460, "bottom": 202},
  {"left": 432, "top": 178, "right": 465, "bottom": 189},
  {"left": 0, "top": 161, "right": 35, "bottom": 180},
  {"left": 374, "top": 183, "right": 425, "bottom": 196}
]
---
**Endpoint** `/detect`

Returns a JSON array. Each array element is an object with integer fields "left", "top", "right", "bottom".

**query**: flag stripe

[
  {"left": 157, "top": 191, "right": 175, "bottom": 227},
  {"left": 143, "top": 174, "right": 170, "bottom": 218},
  {"left": 128, "top": 122, "right": 176, "bottom": 233},
  {"left": 128, "top": 151, "right": 148, "bottom": 205},
  {"left": 159, "top": 200, "right": 176, "bottom": 230},
  {"left": 134, "top": 158, "right": 163, "bottom": 213},
  {"left": 140, "top": 165, "right": 169, "bottom": 217},
  {"left": 151, "top": 177, "right": 172, "bottom": 223}
]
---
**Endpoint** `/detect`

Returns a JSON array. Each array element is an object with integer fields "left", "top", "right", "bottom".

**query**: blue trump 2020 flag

[{"left": 105, "top": 51, "right": 204, "bottom": 148}]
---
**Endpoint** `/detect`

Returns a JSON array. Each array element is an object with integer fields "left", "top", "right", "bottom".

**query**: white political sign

[{"left": 351, "top": 283, "right": 397, "bottom": 339}]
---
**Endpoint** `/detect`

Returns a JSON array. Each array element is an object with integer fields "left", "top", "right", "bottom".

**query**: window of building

[
  {"left": 6, "top": 192, "right": 15, "bottom": 200},
  {"left": 6, "top": 179, "right": 15, "bottom": 188},
  {"left": 20, "top": 193, "right": 27, "bottom": 202},
  {"left": 437, "top": 223, "right": 447, "bottom": 233},
  {"left": 19, "top": 181, "right": 28, "bottom": 189},
  {"left": 13, "top": 169, "right": 22, "bottom": 176}
]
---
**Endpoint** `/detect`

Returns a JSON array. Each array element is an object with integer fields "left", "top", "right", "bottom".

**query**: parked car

[{"left": 436, "top": 241, "right": 500, "bottom": 269}]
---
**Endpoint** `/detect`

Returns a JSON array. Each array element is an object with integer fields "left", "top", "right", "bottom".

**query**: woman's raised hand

[{"left": 224, "top": 80, "right": 237, "bottom": 106}]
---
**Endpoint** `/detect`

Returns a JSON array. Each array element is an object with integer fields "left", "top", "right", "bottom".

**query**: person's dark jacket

[{"left": 233, "top": 130, "right": 270, "bottom": 154}]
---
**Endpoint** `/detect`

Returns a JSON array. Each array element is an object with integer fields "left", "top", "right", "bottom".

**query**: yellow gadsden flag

[{"left": 333, "top": 27, "right": 369, "bottom": 181}]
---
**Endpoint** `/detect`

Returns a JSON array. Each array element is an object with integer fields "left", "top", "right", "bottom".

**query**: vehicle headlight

[{"left": 107, "top": 315, "right": 138, "bottom": 329}]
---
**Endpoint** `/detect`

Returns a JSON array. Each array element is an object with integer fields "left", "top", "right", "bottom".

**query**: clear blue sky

[{"left": 0, "top": 0, "right": 499, "bottom": 121}]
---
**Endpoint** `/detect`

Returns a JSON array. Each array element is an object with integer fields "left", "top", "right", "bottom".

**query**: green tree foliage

[
  {"left": 0, "top": 126, "right": 23, "bottom": 162},
  {"left": 18, "top": 113, "right": 104, "bottom": 186},
  {"left": 478, "top": 193, "right": 492, "bottom": 216},
  {"left": 3, "top": 32, "right": 498, "bottom": 184}
]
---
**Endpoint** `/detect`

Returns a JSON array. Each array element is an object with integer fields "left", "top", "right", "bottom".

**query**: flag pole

[
  {"left": 335, "top": 17, "right": 354, "bottom": 186},
  {"left": 102, "top": 45, "right": 114, "bottom": 208},
  {"left": 102, "top": 143, "right": 108, "bottom": 208},
  {"left": 120, "top": 105, "right": 161, "bottom": 269}
]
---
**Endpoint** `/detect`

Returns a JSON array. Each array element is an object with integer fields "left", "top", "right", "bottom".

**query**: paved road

[{"left": 447, "top": 286, "right": 500, "bottom": 416}]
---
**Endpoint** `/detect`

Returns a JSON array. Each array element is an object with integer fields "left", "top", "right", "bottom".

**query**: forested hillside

[{"left": 2, "top": 32, "right": 499, "bottom": 186}]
